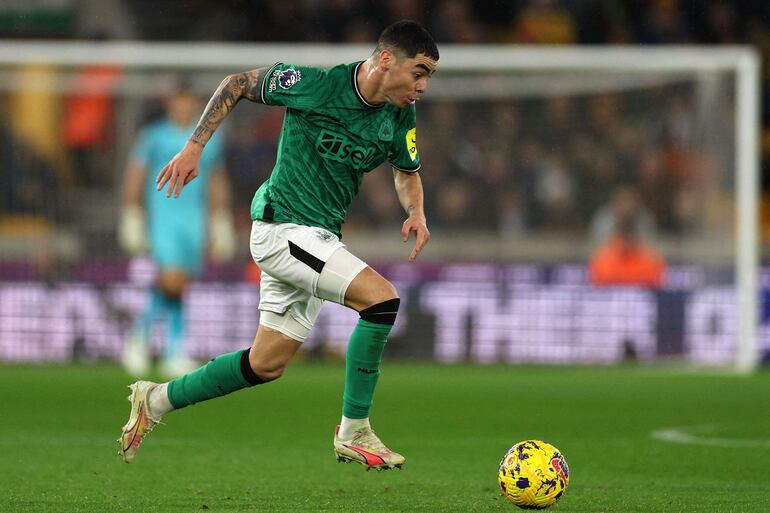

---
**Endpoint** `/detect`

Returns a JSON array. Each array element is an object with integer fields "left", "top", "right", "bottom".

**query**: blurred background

[{"left": 0, "top": 0, "right": 768, "bottom": 369}]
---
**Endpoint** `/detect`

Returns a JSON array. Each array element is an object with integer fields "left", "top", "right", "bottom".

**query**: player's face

[
  {"left": 383, "top": 52, "right": 437, "bottom": 109},
  {"left": 166, "top": 91, "right": 201, "bottom": 127}
]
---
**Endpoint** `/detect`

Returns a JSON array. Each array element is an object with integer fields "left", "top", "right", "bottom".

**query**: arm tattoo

[{"left": 188, "top": 68, "right": 264, "bottom": 148}]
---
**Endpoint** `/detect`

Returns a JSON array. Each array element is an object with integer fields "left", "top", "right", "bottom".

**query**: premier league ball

[{"left": 497, "top": 440, "right": 569, "bottom": 509}]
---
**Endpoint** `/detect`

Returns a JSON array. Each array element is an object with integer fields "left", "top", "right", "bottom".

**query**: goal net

[{"left": 0, "top": 42, "right": 760, "bottom": 371}]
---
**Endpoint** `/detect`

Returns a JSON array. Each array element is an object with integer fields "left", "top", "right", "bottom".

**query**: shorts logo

[
  {"left": 406, "top": 127, "right": 418, "bottom": 161},
  {"left": 278, "top": 69, "right": 301, "bottom": 89},
  {"left": 315, "top": 230, "right": 334, "bottom": 242},
  {"left": 316, "top": 129, "right": 377, "bottom": 170}
]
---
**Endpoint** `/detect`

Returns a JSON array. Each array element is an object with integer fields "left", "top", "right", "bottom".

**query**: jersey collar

[{"left": 351, "top": 62, "right": 384, "bottom": 110}]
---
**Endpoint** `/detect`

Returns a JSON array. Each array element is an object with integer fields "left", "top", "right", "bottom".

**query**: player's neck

[
  {"left": 356, "top": 59, "right": 386, "bottom": 106},
  {"left": 169, "top": 115, "right": 194, "bottom": 128}
]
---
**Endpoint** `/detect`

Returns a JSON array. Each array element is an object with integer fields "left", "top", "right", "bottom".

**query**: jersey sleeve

[
  {"left": 260, "top": 63, "right": 327, "bottom": 110},
  {"left": 388, "top": 105, "right": 421, "bottom": 173}
]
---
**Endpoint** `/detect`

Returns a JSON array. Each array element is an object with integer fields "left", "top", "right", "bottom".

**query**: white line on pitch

[{"left": 650, "top": 425, "right": 770, "bottom": 449}]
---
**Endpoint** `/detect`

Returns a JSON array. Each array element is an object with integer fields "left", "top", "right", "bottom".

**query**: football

[{"left": 497, "top": 440, "right": 570, "bottom": 509}]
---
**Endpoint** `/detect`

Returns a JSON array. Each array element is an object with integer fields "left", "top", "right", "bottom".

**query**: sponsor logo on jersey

[
  {"left": 316, "top": 129, "right": 377, "bottom": 170},
  {"left": 378, "top": 119, "right": 393, "bottom": 141},
  {"left": 406, "top": 127, "right": 418, "bottom": 161},
  {"left": 278, "top": 69, "right": 301, "bottom": 89}
]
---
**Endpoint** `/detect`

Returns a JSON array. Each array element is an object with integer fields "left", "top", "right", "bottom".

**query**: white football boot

[
  {"left": 118, "top": 381, "right": 161, "bottom": 463},
  {"left": 333, "top": 426, "right": 405, "bottom": 470}
]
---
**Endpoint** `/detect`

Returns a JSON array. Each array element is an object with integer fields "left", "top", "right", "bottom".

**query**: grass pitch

[{"left": 2, "top": 362, "right": 769, "bottom": 512}]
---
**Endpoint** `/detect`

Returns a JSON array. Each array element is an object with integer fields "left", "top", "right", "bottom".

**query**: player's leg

[
  {"left": 160, "top": 264, "right": 317, "bottom": 415},
  {"left": 252, "top": 222, "right": 404, "bottom": 468},
  {"left": 121, "top": 285, "right": 162, "bottom": 376},
  {"left": 122, "top": 268, "right": 192, "bottom": 378},
  {"left": 119, "top": 221, "right": 322, "bottom": 463},
  {"left": 336, "top": 265, "right": 399, "bottom": 428},
  {"left": 157, "top": 223, "right": 205, "bottom": 377},
  {"left": 122, "top": 222, "right": 191, "bottom": 377},
  {"left": 163, "top": 322, "right": 301, "bottom": 411},
  {"left": 118, "top": 313, "right": 303, "bottom": 463},
  {"left": 155, "top": 268, "right": 198, "bottom": 377},
  {"left": 118, "top": 328, "right": 297, "bottom": 463},
  {"left": 313, "top": 248, "right": 405, "bottom": 469}
]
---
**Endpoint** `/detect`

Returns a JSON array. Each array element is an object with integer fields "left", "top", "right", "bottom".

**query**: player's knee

[
  {"left": 361, "top": 279, "right": 398, "bottom": 310},
  {"left": 157, "top": 272, "right": 187, "bottom": 299},
  {"left": 156, "top": 279, "right": 179, "bottom": 299},
  {"left": 248, "top": 350, "right": 288, "bottom": 382},
  {"left": 359, "top": 297, "right": 401, "bottom": 326},
  {"left": 160, "top": 287, "right": 183, "bottom": 301},
  {"left": 249, "top": 360, "right": 286, "bottom": 382},
  {"left": 356, "top": 278, "right": 399, "bottom": 322},
  {"left": 381, "top": 280, "right": 399, "bottom": 302}
]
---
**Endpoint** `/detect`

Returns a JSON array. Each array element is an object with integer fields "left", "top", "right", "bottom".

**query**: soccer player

[
  {"left": 119, "top": 20, "right": 438, "bottom": 470},
  {"left": 118, "top": 81, "right": 236, "bottom": 378}
]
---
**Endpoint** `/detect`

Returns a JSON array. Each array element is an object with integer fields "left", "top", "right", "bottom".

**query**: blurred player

[
  {"left": 119, "top": 20, "right": 438, "bottom": 470},
  {"left": 118, "top": 81, "right": 236, "bottom": 378}
]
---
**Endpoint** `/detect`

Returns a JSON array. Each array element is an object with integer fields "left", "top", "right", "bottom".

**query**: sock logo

[{"left": 357, "top": 367, "right": 378, "bottom": 374}]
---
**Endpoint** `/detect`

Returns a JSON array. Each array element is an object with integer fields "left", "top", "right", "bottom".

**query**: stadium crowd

[{"left": 0, "top": 0, "right": 768, "bottom": 247}]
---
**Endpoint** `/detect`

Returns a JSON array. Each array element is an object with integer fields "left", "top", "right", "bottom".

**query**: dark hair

[
  {"left": 166, "top": 74, "right": 197, "bottom": 96},
  {"left": 377, "top": 20, "right": 439, "bottom": 61}
]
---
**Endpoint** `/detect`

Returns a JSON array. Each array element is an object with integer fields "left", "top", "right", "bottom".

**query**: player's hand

[
  {"left": 156, "top": 144, "right": 202, "bottom": 198},
  {"left": 402, "top": 214, "right": 430, "bottom": 262},
  {"left": 209, "top": 209, "right": 237, "bottom": 262},
  {"left": 118, "top": 205, "right": 147, "bottom": 255}
]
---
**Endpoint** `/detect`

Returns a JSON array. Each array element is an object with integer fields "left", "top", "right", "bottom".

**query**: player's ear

[{"left": 378, "top": 49, "right": 395, "bottom": 71}]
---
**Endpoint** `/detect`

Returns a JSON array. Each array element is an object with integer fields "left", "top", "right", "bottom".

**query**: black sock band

[
  {"left": 239, "top": 348, "right": 265, "bottom": 386},
  {"left": 359, "top": 298, "right": 400, "bottom": 326}
]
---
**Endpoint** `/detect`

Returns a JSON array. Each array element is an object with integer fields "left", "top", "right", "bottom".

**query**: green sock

[
  {"left": 167, "top": 349, "right": 262, "bottom": 409},
  {"left": 342, "top": 319, "right": 393, "bottom": 419}
]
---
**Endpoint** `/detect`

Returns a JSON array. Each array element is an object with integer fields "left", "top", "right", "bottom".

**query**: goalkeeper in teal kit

[{"left": 119, "top": 20, "right": 438, "bottom": 470}]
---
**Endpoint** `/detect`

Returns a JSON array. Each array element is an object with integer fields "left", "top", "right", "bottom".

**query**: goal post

[
  {"left": 734, "top": 51, "right": 761, "bottom": 372},
  {"left": 0, "top": 42, "right": 760, "bottom": 371}
]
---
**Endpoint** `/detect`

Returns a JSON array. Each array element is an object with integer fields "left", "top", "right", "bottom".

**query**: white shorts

[{"left": 249, "top": 220, "right": 368, "bottom": 342}]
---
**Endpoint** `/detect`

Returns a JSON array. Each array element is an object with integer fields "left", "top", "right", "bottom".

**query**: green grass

[{"left": 2, "top": 362, "right": 770, "bottom": 512}]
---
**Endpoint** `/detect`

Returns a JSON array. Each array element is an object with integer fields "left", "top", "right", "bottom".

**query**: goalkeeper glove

[
  {"left": 210, "top": 209, "right": 236, "bottom": 262},
  {"left": 118, "top": 205, "right": 147, "bottom": 255}
]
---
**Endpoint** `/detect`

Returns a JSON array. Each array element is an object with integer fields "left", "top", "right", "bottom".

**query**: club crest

[{"left": 378, "top": 119, "right": 394, "bottom": 141}]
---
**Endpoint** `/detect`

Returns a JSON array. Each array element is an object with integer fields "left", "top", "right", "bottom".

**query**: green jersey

[{"left": 251, "top": 61, "right": 420, "bottom": 237}]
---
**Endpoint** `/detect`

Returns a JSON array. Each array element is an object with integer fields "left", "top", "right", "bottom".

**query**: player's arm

[
  {"left": 118, "top": 162, "right": 148, "bottom": 255},
  {"left": 208, "top": 168, "right": 236, "bottom": 262},
  {"left": 156, "top": 67, "right": 269, "bottom": 198},
  {"left": 393, "top": 169, "right": 429, "bottom": 262},
  {"left": 122, "top": 162, "right": 146, "bottom": 208}
]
